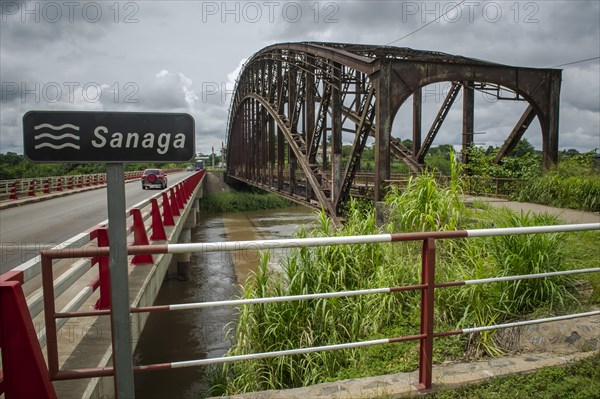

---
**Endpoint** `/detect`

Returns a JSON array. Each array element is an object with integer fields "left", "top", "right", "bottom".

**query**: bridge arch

[{"left": 226, "top": 42, "right": 561, "bottom": 221}]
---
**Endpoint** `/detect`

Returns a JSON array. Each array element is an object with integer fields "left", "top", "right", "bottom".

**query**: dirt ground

[{"left": 202, "top": 171, "right": 232, "bottom": 195}]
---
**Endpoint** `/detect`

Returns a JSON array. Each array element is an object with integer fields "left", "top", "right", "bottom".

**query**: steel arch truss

[{"left": 226, "top": 43, "right": 562, "bottom": 223}]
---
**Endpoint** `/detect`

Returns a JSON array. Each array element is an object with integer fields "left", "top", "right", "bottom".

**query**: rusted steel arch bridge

[{"left": 225, "top": 42, "right": 561, "bottom": 225}]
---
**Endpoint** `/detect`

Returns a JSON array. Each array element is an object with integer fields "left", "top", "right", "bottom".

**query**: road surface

[{"left": 0, "top": 170, "right": 191, "bottom": 272}]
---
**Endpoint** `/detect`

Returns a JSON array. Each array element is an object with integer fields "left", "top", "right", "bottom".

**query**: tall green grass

[
  {"left": 211, "top": 166, "right": 581, "bottom": 395},
  {"left": 199, "top": 191, "right": 292, "bottom": 213},
  {"left": 515, "top": 173, "right": 600, "bottom": 212},
  {"left": 513, "top": 151, "right": 600, "bottom": 212}
]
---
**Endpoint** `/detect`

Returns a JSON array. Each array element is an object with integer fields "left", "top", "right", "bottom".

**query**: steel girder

[{"left": 226, "top": 42, "right": 562, "bottom": 219}]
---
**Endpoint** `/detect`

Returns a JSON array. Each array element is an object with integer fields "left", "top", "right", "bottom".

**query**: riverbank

[
  {"left": 203, "top": 171, "right": 232, "bottom": 195},
  {"left": 200, "top": 172, "right": 292, "bottom": 213},
  {"left": 463, "top": 195, "right": 600, "bottom": 224},
  {"left": 133, "top": 195, "right": 317, "bottom": 398}
]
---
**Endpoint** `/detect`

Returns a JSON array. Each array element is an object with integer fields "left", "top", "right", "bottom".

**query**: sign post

[
  {"left": 105, "top": 162, "right": 134, "bottom": 397},
  {"left": 23, "top": 111, "right": 195, "bottom": 398}
]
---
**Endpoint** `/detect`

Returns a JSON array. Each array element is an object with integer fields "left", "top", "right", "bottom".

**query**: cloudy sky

[{"left": 1, "top": 0, "right": 599, "bottom": 156}]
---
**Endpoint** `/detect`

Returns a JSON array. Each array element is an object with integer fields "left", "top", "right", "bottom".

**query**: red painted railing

[
  {"left": 0, "top": 169, "right": 185, "bottom": 201},
  {"left": 0, "top": 170, "right": 205, "bottom": 398}
]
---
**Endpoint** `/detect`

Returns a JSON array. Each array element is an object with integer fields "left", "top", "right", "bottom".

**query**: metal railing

[
  {"left": 33, "top": 222, "right": 600, "bottom": 394},
  {"left": 0, "top": 169, "right": 185, "bottom": 201},
  {"left": 0, "top": 170, "right": 206, "bottom": 398},
  {"left": 229, "top": 170, "right": 521, "bottom": 201}
]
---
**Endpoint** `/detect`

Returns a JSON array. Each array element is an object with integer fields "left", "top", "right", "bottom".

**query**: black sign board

[{"left": 23, "top": 111, "right": 195, "bottom": 163}]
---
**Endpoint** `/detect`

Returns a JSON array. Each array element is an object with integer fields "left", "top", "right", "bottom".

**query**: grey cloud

[{"left": 1, "top": 1, "right": 598, "bottom": 155}]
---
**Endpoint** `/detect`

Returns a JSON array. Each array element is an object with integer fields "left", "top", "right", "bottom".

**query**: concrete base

[
  {"left": 212, "top": 351, "right": 599, "bottom": 399},
  {"left": 177, "top": 261, "right": 191, "bottom": 281}
]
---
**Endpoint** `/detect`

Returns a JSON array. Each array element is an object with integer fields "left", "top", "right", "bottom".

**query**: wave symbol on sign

[{"left": 34, "top": 123, "right": 81, "bottom": 150}]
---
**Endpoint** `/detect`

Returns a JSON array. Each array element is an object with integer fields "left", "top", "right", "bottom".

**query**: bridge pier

[
  {"left": 176, "top": 197, "right": 200, "bottom": 281},
  {"left": 176, "top": 229, "right": 192, "bottom": 281}
]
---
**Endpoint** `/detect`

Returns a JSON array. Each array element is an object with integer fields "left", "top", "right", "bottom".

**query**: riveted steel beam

[{"left": 226, "top": 42, "right": 562, "bottom": 222}]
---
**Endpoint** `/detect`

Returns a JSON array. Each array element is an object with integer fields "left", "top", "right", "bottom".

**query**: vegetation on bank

[
  {"left": 0, "top": 152, "right": 190, "bottom": 180},
  {"left": 461, "top": 145, "right": 600, "bottom": 213},
  {"left": 209, "top": 156, "right": 599, "bottom": 395},
  {"left": 352, "top": 140, "right": 600, "bottom": 213},
  {"left": 3, "top": 141, "right": 598, "bottom": 211},
  {"left": 421, "top": 352, "right": 600, "bottom": 399},
  {"left": 513, "top": 152, "right": 600, "bottom": 212},
  {"left": 199, "top": 191, "right": 292, "bottom": 213}
]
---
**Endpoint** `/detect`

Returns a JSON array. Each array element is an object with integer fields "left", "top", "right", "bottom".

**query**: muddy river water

[{"left": 134, "top": 206, "right": 317, "bottom": 398}]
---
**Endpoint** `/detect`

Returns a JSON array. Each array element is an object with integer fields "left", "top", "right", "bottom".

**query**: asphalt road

[{"left": 0, "top": 171, "right": 191, "bottom": 273}]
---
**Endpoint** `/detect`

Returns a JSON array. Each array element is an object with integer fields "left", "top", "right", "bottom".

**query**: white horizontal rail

[
  {"left": 137, "top": 267, "right": 600, "bottom": 313},
  {"left": 466, "top": 224, "right": 599, "bottom": 237},
  {"left": 168, "top": 234, "right": 396, "bottom": 254},
  {"left": 165, "top": 223, "right": 600, "bottom": 254},
  {"left": 166, "top": 288, "right": 392, "bottom": 311},
  {"left": 465, "top": 267, "right": 600, "bottom": 285},
  {"left": 170, "top": 338, "right": 391, "bottom": 368},
  {"left": 156, "top": 310, "right": 599, "bottom": 370},
  {"left": 463, "top": 310, "right": 600, "bottom": 333}
]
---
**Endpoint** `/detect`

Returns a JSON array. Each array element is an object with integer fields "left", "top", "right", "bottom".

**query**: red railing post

[
  {"left": 91, "top": 228, "right": 111, "bottom": 310},
  {"left": 150, "top": 198, "right": 167, "bottom": 241},
  {"left": 67, "top": 176, "right": 73, "bottom": 190},
  {"left": 169, "top": 188, "right": 181, "bottom": 217},
  {"left": 130, "top": 208, "right": 153, "bottom": 265},
  {"left": 43, "top": 178, "right": 50, "bottom": 194},
  {"left": 9, "top": 181, "right": 18, "bottom": 199},
  {"left": 28, "top": 180, "right": 36, "bottom": 197},
  {"left": 175, "top": 184, "right": 185, "bottom": 208},
  {"left": 180, "top": 180, "right": 189, "bottom": 202},
  {"left": 77, "top": 176, "right": 82, "bottom": 188},
  {"left": 57, "top": 177, "right": 63, "bottom": 192},
  {"left": 162, "top": 192, "right": 175, "bottom": 226},
  {"left": 0, "top": 271, "right": 57, "bottom": 398},
  {"left": 418, "top": 238, "right": 436, "bottom": 391}
]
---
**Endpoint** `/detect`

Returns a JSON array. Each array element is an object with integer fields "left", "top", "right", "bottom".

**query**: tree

[{"left": 510, "top": 139, "right": 535, "bottom": 157}]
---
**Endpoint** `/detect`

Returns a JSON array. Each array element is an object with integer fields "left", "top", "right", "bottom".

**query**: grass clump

[
  {"left": 422, "top": 352, "right": 600, "bottom": 399},
  {"left": 199, "top": 191, "right": 291, "bottom": 213},
  {"left": 514, "top": 152, "right": 600, "bottom": 212},
  {"left": 210, "top": 157, "right": 592, "bottom": 395}
]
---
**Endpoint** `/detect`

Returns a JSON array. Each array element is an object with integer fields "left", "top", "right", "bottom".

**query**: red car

[{"left": 141, "top": 168, "right": 168, "bottom": 190}]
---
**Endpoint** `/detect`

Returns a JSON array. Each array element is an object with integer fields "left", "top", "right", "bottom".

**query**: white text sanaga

[{"left": 91, "top": 126, "right": 186, "bottom": 154}]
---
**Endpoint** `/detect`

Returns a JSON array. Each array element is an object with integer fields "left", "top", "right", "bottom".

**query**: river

[{"left": 133, "top": 206, "right": 317, "bottom": 398}]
